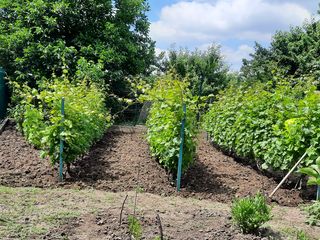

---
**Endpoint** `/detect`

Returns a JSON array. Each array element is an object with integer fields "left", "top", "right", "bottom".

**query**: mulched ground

[{"left": 0, "top": 121, "right": 316, "bottom": 206}]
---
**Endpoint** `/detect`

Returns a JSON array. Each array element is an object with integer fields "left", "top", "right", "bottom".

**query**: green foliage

[
  {"left": 303, "top": 201, "right": 320, "bottom": 226},
  {"left": 231, "top": 193, "right": 272, "bottom": 234},
  {"left": 0, "top": 0, "right": 155, "bottom": 103},
  {"left": 296, "top": 230, "right": 311, "bottom": 240},
  {"left": 128, "top": 215, "right": 142, "bottom": 240},
  {"left": 144, "top": 75, "right": 198, "bottom": 173},
  {"left": 241, "top": 19, "right": 320, "bottom": 83},
  {"left": 299, "top": 157, "right": 320, "bottom": 187},
  {"left": 240, "top": 43, "right": 275, "bottom": 83},
  {"left": 159, "top": 45, "right": 229, "bottom": 96},
  {"left": 204, "top": 79, "right": 320, "bottom": 171},
  {"left": 12, "top": 79, "right": 111, "bottom": 164}
]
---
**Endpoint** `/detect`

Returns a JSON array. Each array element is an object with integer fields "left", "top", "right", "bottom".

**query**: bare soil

[
  {"left": 1, "top": 187, "right": 319, "bottom": 240},
  {"left": 0, "top": 122, "right": 316, "bottom": 207}
]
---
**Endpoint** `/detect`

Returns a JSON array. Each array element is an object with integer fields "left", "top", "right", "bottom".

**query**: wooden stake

[
  {"left": 119, "top": 194, "right": 128, "bottom": 226},
  {"left": 269, "top": 151, "right": 308, "bottom": 198},
  {"left": 156, "top": 214, "right": 164, "bottom": 240}
]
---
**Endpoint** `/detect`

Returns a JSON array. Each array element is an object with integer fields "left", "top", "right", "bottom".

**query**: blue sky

[{"left": 147, "top": 0, "right": 319, "bottom": 71}]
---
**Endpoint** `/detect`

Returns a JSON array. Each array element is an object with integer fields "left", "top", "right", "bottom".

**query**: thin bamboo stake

[
  {"left": 119, "top": 195, "right": 128, "bottom": 226},
  {"left": 269, "top": 151, "right": 308, "bottom": 198},
  {"left": 156, "top": 214, "right": 164, "bottom": 240}
]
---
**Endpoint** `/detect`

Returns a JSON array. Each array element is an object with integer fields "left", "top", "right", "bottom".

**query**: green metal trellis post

[
  {"left": 177, "top": 103, "right": 186, "bottom": 192},
  {"left": 317, "top": 186, "right": 320, "bottom": 201},
  {"left": 59, "top": 98, "right": 65, "bottom": 182}
]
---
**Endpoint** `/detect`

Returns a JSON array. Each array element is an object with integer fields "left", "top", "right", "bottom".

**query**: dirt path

[
  {"left": 187, "top": 134, "right": 314, "bottom": 206},
  {"left": 0, "top": 186, "right": 318, "bottom": 240},
  {"left": 0, "top": 123, "right": 316, "bottom": 206}
]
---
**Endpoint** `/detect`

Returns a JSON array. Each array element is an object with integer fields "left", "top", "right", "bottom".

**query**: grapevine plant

[
  {"left": 11, "top": 78, "right": 112, "bottom": 165},
  {"left": 143, "top": 75, "right": 198, "bottom": 174},
  {"left": 299, "top": 157, "right": 320, "bottom": 187},
  {"left": 204, "top": 79, "right": 320, "bottom": 171}
]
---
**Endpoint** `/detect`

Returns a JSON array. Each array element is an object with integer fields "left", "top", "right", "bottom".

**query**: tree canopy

[
  {"left": 240, "top": 18, "right": 320, "bottom": 83},
  {"left": 159, "top": 45, "right": 229, "bottom": 96},
  {"left": 0, "top": 0, "right": 155, "bottom": 99}
]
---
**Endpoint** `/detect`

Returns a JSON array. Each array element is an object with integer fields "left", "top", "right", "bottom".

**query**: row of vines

[
  {"left": 10, "top": 73, "right": 200, "bottom": 176},
  {"left": 140, "top": 75, "right": 320, "bottom": 181},
  {"left": 11, "top": 78, "right": 112, "bottom": 165},
  {"left": 143, "top": 75, "right": 198, "bottom": 175},
  {"left": 204, "top": 79, "right": 320, "bottom": 171},
  {"left": 9, "top": 73, "right": 320, "bottom": 182}
]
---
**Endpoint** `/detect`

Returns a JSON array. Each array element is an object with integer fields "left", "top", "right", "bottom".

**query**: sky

[{"left": 147, "top": 0, "right": 319, "bottom": 71}]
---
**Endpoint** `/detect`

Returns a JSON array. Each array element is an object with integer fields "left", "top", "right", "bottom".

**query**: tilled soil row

[{"left": 0, "top": 122, "right": 315, "bottom": 206}]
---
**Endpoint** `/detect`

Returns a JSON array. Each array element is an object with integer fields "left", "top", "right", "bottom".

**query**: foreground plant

[
  {"left": 298, "top": 231, "right": 311, "bottom": 240},
  {"left": 299, "top": 157, "right": 320, "bottom": 197},
  {"left": 11, "top": 78, "right": 111, "bottom": 166},
  {"left": 128, "top": 215, "right": 142, "bottom": 240},
  {"left": 231, "top": 193, "right": 272, "bottom": 234},
  {"left": 302, "top": 201, "right": 320, "bottom": 226}
]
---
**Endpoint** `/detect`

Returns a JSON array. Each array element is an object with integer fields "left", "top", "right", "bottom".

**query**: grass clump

[
  {"left": 296, "top": 230, "right": 311, "bottom": 240},
  {"left": 231, "top": 193, "right": 272, "bottom": 234}
]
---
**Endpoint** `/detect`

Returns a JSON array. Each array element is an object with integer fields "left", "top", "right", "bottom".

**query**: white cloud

[
  {"left": 150, "top": 0, "right": 312, "bottom": 45},
  {"left": 222, "top": 44, "right": 254, "bottom": 71}
]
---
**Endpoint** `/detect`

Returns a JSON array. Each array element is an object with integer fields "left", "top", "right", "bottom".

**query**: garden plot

[
  {"left": 0, "top": 123, "right": 314, "bottom": 207},
  {"left": 0, "top": 186, "right": 319, "bottom": 240}
]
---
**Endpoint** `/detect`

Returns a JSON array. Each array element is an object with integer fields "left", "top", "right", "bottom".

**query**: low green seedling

[
  {"left": 296, "top": 230, "right": 311, "bottom": 240},
  {"left": 302, "top": 201, "right": 320, "bottom": 226},
  {"left": 128, "top": 215, "right": 142, "bottom": 240}
]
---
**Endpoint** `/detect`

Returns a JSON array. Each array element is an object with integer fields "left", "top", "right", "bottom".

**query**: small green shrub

[
  {"left": 303, "top": 201, "right": 320, "bottom": 226},
  {"left": 143, "top": 74, "right": 198, "bottom": 173},
  {"left": 231, "top": 193, "right": 272, "bottom": 233},
  {"left": 11, "top": 78, "right": 111, "bottom": 164},
  {"left": 128, "top": 215, "right": 142, "bottom": 240}
]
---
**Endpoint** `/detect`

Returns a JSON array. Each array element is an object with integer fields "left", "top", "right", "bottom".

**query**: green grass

[
  {"left": 280, "top": 227, "right": 313, "bottom": 240},
  {"left": 0, "top": 186, "right": 114, "bottom": 239},
  {"left": 0, "top": 186, "right": 318, "bottom": 240}
]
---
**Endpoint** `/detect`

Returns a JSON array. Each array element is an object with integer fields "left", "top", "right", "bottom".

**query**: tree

[
  {"left": 0, "top": 0, "right": 155, "bottom": 104},
  {"left": 160, "top": 45, "right": 229, "bottom": 97},
  {"left": 240, "top": 18, "right": 320, "bottom": 83},
  {"left": 240, "top": 42, "right": 274, "bottom": 83}
]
